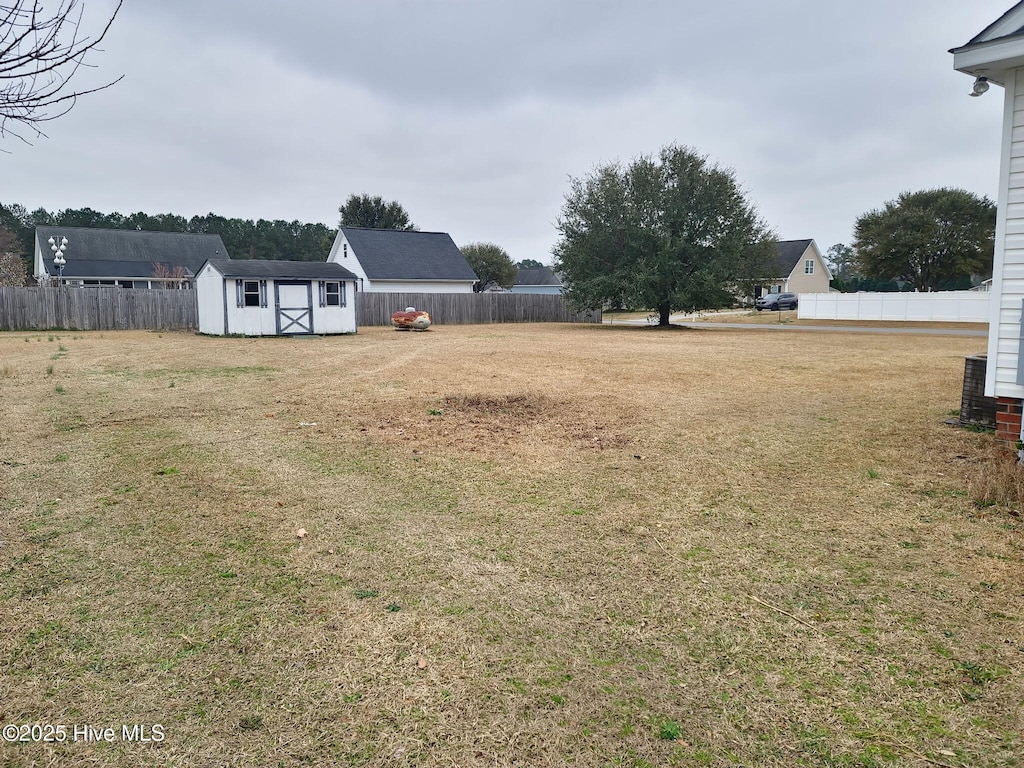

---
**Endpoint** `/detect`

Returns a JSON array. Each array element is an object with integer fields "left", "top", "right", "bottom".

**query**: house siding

[
  {"left": 510, "top": 285, "right": 562, "bottom": 295},
  {"left": 367, "top": 280, "right": 475, "bottom": 293},
  {"left": 987, "top": 68, "right": 1024, "bottom": 399},
  {"left": 326, "top": 232, "right": 368, "bottom": 290},
  {"left": 785, "top": 244, "right": 831, "bottom": 294}
]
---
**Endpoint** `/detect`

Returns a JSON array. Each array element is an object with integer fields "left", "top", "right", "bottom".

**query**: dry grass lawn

[{"left": 0, "top": 324, "right": 1021, "bottom": 767}]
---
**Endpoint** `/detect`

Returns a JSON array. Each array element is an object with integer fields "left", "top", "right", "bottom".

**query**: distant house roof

[
  {"left": 775, "top": 239, "right": 815, "bottom": 276},
  {"left": 37, "top": 226, "right": 228, "bottom": 278},
  {"left": 340, "top": 227, "right": 477, "bottom": 281},
  {"left": 514, "top": 267, "right": 562, "bottom": 287},
  {"left": 203, "top": 259, "right": 358, "bottom": 281}
]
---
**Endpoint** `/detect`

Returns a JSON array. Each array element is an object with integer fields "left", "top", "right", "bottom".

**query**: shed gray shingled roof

[
  {"left": 775, "top": 239, "right": 814, "bottom": 276},
  {"left": 37, "top": 226, "right": 228, "bottom": 278},
  {"left": 514, "top": 267, "right": 562, "bottom": 286},
  {"left": 203, "top": 259, "right": 358, "bottom": 281},
  {"left": 341, "top": 227, "right": 477, "bottom": 281}
]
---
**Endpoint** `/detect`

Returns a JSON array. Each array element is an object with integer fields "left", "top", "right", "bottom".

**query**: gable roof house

[
  {"left": 952, "top": 1, "right": 1024, "bottom": 441},
  {"left": 757, "top": 239, "right": 832, "bottom": 297},
  {"left": 34, "top": 226, "right": 229, "bottom": 288},
  {"left": 511, "top": 266, "right": 563, "bottom": 295},
  {"left": 326, "top": 227, "right": 478, "bottom": 293}
]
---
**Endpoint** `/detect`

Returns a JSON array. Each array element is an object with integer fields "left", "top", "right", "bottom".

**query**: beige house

[{"left": 755, "top": 239, "right": 832, "bottom": 298}]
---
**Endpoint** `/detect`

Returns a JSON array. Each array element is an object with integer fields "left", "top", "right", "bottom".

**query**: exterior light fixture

[
  {"left": 970, "top": 76, "right": 990, "bottom": 97},
  {"left": 49, "top": 235, "right": 68, "bottom": 284}
]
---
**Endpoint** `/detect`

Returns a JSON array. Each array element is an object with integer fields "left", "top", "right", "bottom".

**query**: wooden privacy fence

[
  {"left": 356, "top": 292, "right": 600, "bottom": 326},
  {"left": 0, "top": 287, "right": 599, "bottom": 331},
  {"left": 0, "top": 287, "right": 198, "bottom": 331}
]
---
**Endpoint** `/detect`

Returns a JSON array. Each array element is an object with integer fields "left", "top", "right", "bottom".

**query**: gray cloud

[{"left": 2, "top": 0, "right": 1013, "bottom": 263}]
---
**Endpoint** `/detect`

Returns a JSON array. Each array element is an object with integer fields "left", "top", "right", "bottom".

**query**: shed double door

[{"left": 275, "top": 281, "right": 314, "bottom": 335}]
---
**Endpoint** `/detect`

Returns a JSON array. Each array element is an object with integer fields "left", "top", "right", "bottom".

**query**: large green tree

[
  {"left": 852, "top": 188, "right": 995, "bottom": 292},
  {"left": 338, "top": 194, "right": 417, "bottom": 231},
  {"left": 460, "top": 242, "right": 516, "bottom": 291},
  {"left": 553, "top": 144, "right": 775, "bottom": 325},
  {"left": 516, "top": 258, "right": 545, "bottom": 269},
  {"left": 826, "top": 243, "right": 857, "bottom": 283},
  {"left": 0, "top": 202, "right": 32, "bottom": 255}
]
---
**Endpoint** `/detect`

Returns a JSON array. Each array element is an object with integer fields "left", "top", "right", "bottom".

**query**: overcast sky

[{"left": 2, "top": 0, "right": 1016, "bottom": 264}]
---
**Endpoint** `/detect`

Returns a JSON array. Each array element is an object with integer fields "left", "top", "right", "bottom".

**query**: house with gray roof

[
  {"left": 195, "top": 259, "right": 359, "bottom": 336},
  {"left": 755, "top": 239, "right": 832, "bottom": 298},
  {"left": 326, "top": 227, "right": 478, "bottom": 293},
  {"left": 511, "top": 266, "right": 563, "bottom": 295},
  {"left": 34, "top": 226, "right": 229, "bottom": 288}
]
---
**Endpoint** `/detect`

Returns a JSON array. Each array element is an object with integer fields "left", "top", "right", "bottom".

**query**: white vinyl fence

[{"left": 797, "top": 291, "right": 990, "bottom": 323}]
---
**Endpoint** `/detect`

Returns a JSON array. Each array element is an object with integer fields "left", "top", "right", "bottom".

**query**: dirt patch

[
  {"left": 444, "top": 392, "right": 556, "bottom": 418},
  {"left": 359, "top": 390, "right": 634, "bottom": 454}
]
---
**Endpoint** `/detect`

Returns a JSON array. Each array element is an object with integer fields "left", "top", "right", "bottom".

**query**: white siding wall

[
  {"left": 33, "top": 237, "right": 45, "bottom": 282},
  {"left": 326, "top": 232, "right": 367, "bottom": 290},
  {"left": 366, "top": 280, "right": 475, "bottom": 293},
  {"left": 988, "top": 68, "right": 1024, "bottom": 398},
  {"left": 195, "top": 264, "right": 227, "bottom": 334},
  {"left": 225, "top": 280, "right": 276, "bottom": 336},
  {"left": 510, "top": 285, "right": 562, "bottom": 295},
  {"left": 311, "top": 282, "right": 357, "bottom": 334}
]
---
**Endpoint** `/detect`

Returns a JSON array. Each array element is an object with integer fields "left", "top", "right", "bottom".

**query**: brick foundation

[{"left": 995, "top": 397, "right": 1023, "bottom": 443}]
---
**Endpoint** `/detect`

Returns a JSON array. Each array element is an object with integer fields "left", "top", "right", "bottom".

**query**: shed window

[
  {"left": 244, "top": 281, "right": 261, "bottom": 306},
  {"left": 237, "top": 279, "right": 266, "bottom": 308},
  {"left": 804, "top": 259, "right": 814, "bottom": 275},
  {"left": 319, "top": 281, "right": 345, "bottom": 307}
]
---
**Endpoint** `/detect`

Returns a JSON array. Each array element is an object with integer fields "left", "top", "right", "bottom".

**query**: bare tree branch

[{"left": 0, "top": 0, "right": 123, "bottom": 144}]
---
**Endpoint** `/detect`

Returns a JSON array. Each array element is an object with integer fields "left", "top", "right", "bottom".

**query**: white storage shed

[{"left": 195, "top": 259, "right": 358, "bottom": 336}]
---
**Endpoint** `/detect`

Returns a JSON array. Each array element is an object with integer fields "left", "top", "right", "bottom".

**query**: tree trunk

[{"left": 658, "top": 301, "right": 671, "bottom": 326}]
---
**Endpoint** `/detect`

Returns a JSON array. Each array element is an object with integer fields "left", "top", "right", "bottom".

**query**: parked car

[{"left": 755, "top": 292, "right": 798, "bottom": 311}]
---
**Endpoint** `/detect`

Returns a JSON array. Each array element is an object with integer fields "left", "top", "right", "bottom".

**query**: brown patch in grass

[
  {"left": 356, "top": 390, "right": 636, "bottom": 456},
  {"left": 444, "top": 391, "right": 555, "bottom": 417}
]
